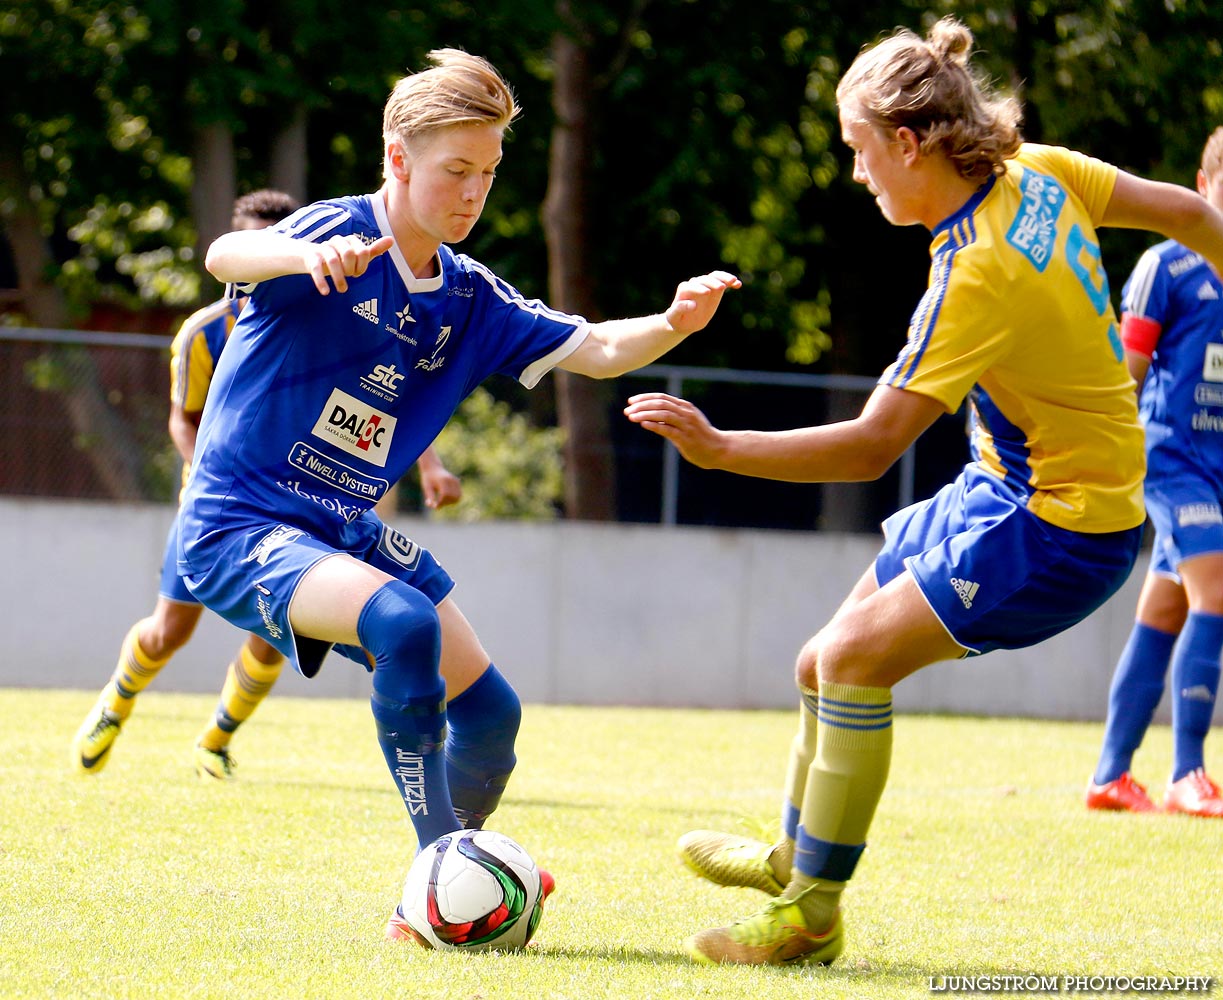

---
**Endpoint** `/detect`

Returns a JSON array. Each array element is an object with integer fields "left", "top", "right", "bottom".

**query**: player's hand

[
  {"left": 623, "top": 392, "right": 725, "bottom": 469},
  {"left": 420, "top": 465, "right": 463, "bottom": 509},
  {"left": 663, "top": 271, "right": 742, "bottom": 337},
  {"left": 304, "top": 234, "right": 394, "bottom": 295}
]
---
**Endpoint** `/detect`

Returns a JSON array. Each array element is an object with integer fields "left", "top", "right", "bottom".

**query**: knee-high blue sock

[
  {"left": 360, "top": 580, "right": 458, "bottom": 848},
  {"left": 445, "top": 664, "right": 521, "bottom": 829},
  {"left": 1094, "top": 623, "right": 1176, "bottom": 785},
  {"left": 1170, "top": 611, "right": 1223, "bottom": 781}
]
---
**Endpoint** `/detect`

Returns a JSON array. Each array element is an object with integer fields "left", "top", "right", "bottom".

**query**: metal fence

[
  {"left": 0, "top": 327, "right": 179, "bottom": 502},
  {"left": 0, "top": 327, "right": 959, "bottom": 530},
  {"left": 632, "top": 364, "right": 915, "bottom": 525}
]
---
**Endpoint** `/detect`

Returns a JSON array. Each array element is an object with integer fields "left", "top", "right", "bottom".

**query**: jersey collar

[
  {"left": 370, "top": 192, "right": 445, "bottom": 293},
  {"left": 931, "top": 172, "right": 997, "bottom": 238}
]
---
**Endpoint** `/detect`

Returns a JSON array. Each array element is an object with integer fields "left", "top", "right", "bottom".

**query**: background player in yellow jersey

[
  {"left": 626, "top": 16, "right": 1223, "bottom": 967},
  {"left": 72, "top": 190, "right": 462, "bottom": 780}
]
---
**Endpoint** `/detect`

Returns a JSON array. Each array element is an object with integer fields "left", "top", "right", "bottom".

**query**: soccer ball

[{"left": 399, "top": 829, "right": 545, "bottom": 951}]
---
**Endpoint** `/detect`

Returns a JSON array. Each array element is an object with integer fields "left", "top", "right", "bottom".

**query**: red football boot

[
  {"left": 1163, "top": 768, "right": 1223, "bottom": 818},
  {"left": 1084, "top": 771, "right": 1157, "bottom": 812}
]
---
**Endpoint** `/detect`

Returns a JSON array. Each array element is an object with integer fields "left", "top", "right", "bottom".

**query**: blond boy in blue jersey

[
  {"left": 626, "top": 17, "right": 1223, "bottom": 966},
  {"left": 72, "top": 190, "right": 462, "bottom": 780}
]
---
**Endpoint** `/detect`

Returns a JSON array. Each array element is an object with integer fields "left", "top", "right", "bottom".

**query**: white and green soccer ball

[{"left": 399, "top": 829, "right": 545, "bottom": 951}]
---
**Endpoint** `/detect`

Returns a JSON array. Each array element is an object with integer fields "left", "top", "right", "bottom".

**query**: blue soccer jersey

[
  {"left": 1121, "top": 240, "right": 1223, "bottom": 486},
  {"left": 158, "top": 296, "right": 245, "bottom": 603},
  {"left": 178, "top": 192, "right": 588, "bottom": 571}
]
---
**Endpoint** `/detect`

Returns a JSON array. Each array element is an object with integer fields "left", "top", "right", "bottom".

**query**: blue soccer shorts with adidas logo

[{"left": 874, "top": 464, "right": 1141, "bottom": 656}]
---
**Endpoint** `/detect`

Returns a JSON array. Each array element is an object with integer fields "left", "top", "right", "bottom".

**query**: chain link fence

[{"left": 1, "top": 328, "right": 179, "bottom": 502}]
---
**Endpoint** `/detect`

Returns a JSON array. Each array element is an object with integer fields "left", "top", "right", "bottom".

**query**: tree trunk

[
  {"left": 0, "top": 139, "right": 69, "bottom": 329},
  {"left": 191, "top": 122, "right": 236, "bottom": 284},
  {"left": 1011, "top": 0, "right": 1046, "bottom": 144},
  {"left": 542, "top": 16, "right": 617, "bottom": 521},
  {"left": 269, "top": 105, "right": 308, "bottom": 203}
]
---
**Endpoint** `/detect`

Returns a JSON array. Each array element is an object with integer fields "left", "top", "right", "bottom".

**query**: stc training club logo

[
  {"left": 311, "top": 388, "right": 397, "bottom": 467},
  {"left": 360, "top": 362, "right": 405, "bottom": 402}
]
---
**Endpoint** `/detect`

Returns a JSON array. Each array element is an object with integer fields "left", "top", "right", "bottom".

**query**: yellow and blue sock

[
  {"left": 1093, "top": 622, "right": 1176, "bottom": 785},
  {"left": 788, "top": 681, "right": 892, "bottom": 931},
  {"left": 1169, "top": 611, "right": 1223, "bottom": 781},
  {"left": 774, "top": 683, "right": 820, "bottom": 880},
  {"left": 198, "top": 643, "right": 284, "bottom": 752},
  {"left": 103, "top": 622, "right": 173, "bottom": 720}
]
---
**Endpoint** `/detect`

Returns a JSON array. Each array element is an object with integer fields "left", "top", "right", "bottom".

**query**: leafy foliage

[
  {"left": 13, "top": 0, "right": 1223, "bottom": 353},
  {"left": 432, "top": 388, "right": 566, "bottom": 521}
]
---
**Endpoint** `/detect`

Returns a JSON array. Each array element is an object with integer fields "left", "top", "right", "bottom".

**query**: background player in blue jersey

[
  {"left": 1086, "top": 127, "right": 1223, "bottom": 819},
  {"left": 72, "top": 189, "right": 464, "bottom": 781},
  {"left": 625, "top": 17, "right": 1223, "bottom": 966},
  {"left": 182, "top": 48, "right": 739, "bottom": 936}
]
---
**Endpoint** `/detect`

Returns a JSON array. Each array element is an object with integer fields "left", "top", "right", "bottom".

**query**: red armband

[{"left": 1120, "top": 313, "right": 1161, "bottom": 359}]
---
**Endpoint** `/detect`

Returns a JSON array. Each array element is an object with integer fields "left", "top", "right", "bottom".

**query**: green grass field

[{"left": 1, "top": 688, "right": 1219, "bottom": 999}]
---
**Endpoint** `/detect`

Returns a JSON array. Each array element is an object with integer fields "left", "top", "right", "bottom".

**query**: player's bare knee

[
  {"left": 1185, "top": 583, "right": 1223, "bottom": 617},
  {"left": 245, "top": 634, "right": 285, "bottom": 665},
  {"left": 141, "top": 607, "right": 201, "bottom": 656},
  {"left": 794, "top": 637, "right": 821, "bottom": 689},
  {"left": 812, "top": 622, "right": 875, "bottom": 685}
]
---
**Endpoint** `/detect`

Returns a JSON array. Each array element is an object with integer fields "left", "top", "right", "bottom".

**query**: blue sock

[
  {"left": 1170, "top": 611, "right": 1223, "bottom": 781},
  {"left": 360, "top": 581, "right": 458, "bottom": 848},
  {"left": 445, "top": 663, "right": 521, "bottom": 829},
  {"left": 782, "top": 802, "right": 800, "bottom": 843},
  {"left": 1094, "top": 623, "right": 1176, "bottom": 785}
]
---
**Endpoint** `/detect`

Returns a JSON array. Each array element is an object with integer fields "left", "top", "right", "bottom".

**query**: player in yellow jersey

[
  {"left": 626, "top": 17, "right": 1223, "bottom": 966},
  {"left": 72, "top": 190, "right": 462, "bottom": 780}
]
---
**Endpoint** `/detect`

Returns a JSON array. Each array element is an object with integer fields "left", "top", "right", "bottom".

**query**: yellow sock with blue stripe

[
  {"left": 103, "top": 623, "right": 173, "bottom": 721},
  {"left": 772, "top": 683, "right": 820, "bottom": 881},
  {"left": 198, "top": 643, "right": 284, "bottom": 752},
  {"left": 787, "top": 681, "right": 893, "bottom": 930}
]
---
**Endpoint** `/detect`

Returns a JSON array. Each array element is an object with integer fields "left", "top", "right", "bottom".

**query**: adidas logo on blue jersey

[
  {"left": 1197, "top": 282, "right": 1219, "bottom": 301},
  {"left": 950, "top": 577, "right": 979, "bottom": 609},
  {"left": 353, "top": 298, "right": 379, "bottom": 323}
]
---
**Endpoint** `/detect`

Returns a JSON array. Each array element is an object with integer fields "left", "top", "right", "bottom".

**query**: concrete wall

[{"left": 0, "top": 497, "right": 1182, "bottom": 722}]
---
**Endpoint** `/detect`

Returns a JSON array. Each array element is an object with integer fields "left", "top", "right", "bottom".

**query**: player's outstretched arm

[
  {"left": 205, "top": 230, "right": 395, "bottom": 295},
  {"left": 1103, "top": 172, "right": 1223, "bottom": 275},
  {"left": 557, "top": 270, "right": 741, "bottom": 379},
  {"left": 624, "top": 383, "right": 945, "bottom": 483}
]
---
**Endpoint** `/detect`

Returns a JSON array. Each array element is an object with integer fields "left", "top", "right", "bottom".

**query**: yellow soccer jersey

[
  {"left": 881, "top": 143, "right": 1145, "bottom": 533},
  {"left": 168, "top": 296, "right": 243, "bottom": 496}
]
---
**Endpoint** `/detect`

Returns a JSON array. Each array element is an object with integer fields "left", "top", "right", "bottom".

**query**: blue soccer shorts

[
  {"left": 181, "top": 509, "right": 455, "bottom": 678},
  {"left": 874, "top": 465, "right": 1142, "bottom": 656},
  {"left": 158, "top": 515, "right": 199, "bottom": 604},
  {"left": 1144, "top": 467, "right": 1223, "bottom": 581}
]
